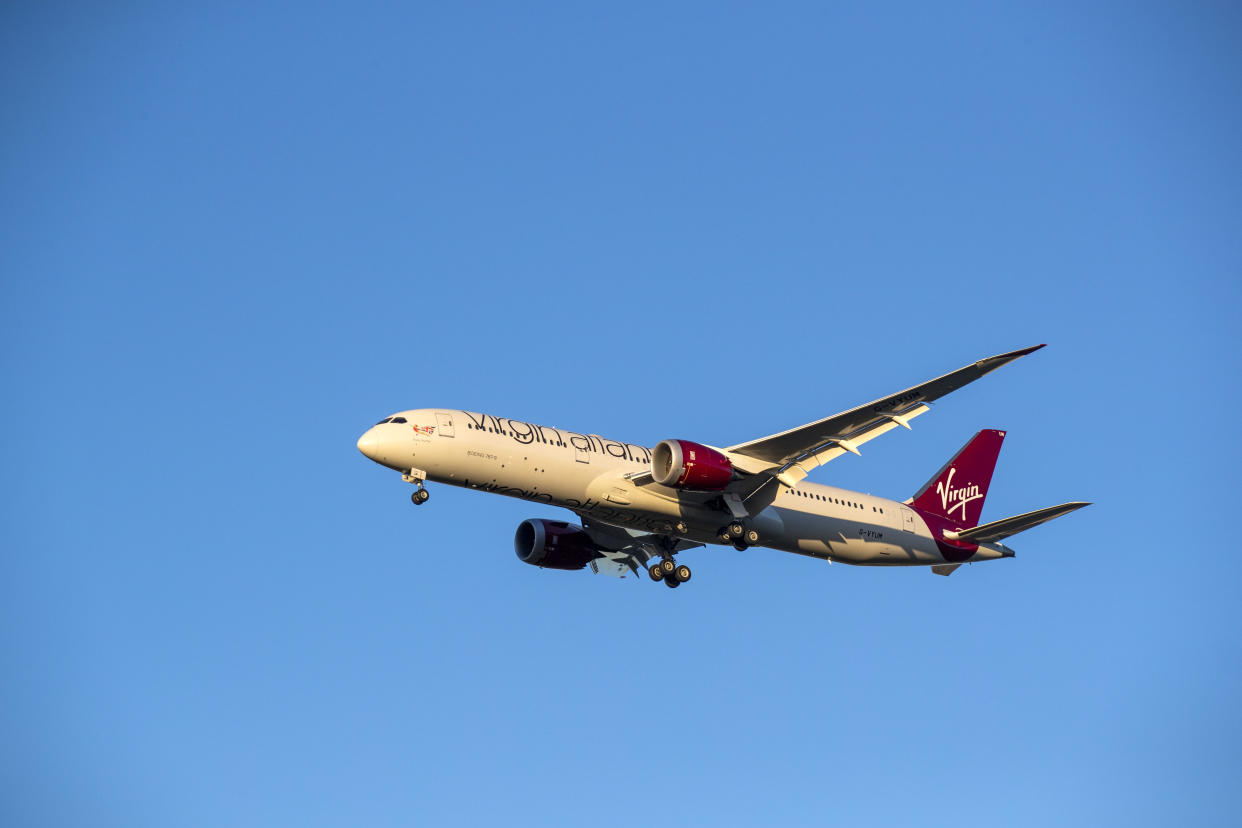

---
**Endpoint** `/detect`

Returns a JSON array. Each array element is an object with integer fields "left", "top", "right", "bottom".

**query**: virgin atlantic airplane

[{"left": 356, "top": 345, "right": 1088, "bottom": 588}]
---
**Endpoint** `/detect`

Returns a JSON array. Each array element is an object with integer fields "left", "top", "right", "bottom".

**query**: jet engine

[
  {"left": 651, "top": 439, "right": 733, "bottom": 491},
  {"left": 514, "top": 519, "right": 601, "bottom": 570}
]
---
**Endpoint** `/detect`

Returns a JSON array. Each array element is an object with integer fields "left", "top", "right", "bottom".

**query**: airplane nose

[{"left": 357, "top": 429, "right": 380, "bottom": 460}]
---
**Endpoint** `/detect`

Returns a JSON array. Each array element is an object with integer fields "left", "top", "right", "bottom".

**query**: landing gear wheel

[
  {"left": 664, "top": 577, "right": 680, "bottom": 589},
  {"left": 728, "top": 521, "right": 746, "bottom": 540},
  {"left": 744, "top": 529, "right": 759, "bottom": 544},
  {"left": 660, "top": 558, "right": 676, "bottom": 575},
  {"left": 410, "top": 489, "right": 430, "bottom": 505},
  {"left": 733, "top": 541, "right": 748, "bottom": 552},
  {"left": 718, "top": 529, "right": 733, "bottom": 544},
  {"left": 674, "top": 564, "right": 692, "bottom": 583},
  {"left": 648, "top": 563, "right": 665, "bottom": 582}
]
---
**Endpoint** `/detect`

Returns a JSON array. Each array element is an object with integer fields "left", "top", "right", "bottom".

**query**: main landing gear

[
  {"left": 718, "top": 521, "right": 759, "bottom": 551},
  {"left": 646, "top": 538, "right": 692, "bottom": 589},
  {"left": 648, "top": 559, "right": 692, "bottom": 589}
]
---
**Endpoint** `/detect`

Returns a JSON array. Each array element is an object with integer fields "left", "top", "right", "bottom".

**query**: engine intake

[
  {"left": 651, "top": 439, "right": 733, "bottom": 491},
  {"left": 514, "top": 519, "right": 601, "bottom": 570}
]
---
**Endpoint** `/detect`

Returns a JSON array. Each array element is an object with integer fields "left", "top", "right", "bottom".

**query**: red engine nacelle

[
  {"left": 651, "top": 439, "right": 734, "bottom": 491},
  {"left": 514, "top": 519, "right": 601, "bottom": 571}
]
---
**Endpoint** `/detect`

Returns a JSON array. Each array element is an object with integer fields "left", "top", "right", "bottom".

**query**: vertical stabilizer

[{"left": 909, "top": 430, "right": 1005, "bottom": 528}]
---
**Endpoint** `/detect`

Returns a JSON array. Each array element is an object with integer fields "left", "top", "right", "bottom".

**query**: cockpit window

[
  {"left": 375, "top": 417, "right": 393, "bottom": 425},
  {"left": 391, "top": 417, "right": 408, "bottom": 423}
]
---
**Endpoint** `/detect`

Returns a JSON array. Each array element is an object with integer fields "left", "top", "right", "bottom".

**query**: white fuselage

[{"left": 357, "top": 409, "right": 1013, "bottom": 567}]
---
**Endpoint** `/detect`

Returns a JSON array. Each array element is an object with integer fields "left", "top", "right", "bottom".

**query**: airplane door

[
  {"left": 900, "top": 506, "right": 916, "bottom": 533},
  {"left": 436, "top": 411, "right": 456, "bottom": 437}
]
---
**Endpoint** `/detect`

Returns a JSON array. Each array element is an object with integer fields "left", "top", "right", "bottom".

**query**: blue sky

[{"left": 3, "top": 2, "right": 1240, "bottom": 826}]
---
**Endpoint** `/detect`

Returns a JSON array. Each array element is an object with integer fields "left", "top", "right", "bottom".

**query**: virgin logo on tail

[{"left": 936, "top": 467, "right": 981, "bottom": 521}]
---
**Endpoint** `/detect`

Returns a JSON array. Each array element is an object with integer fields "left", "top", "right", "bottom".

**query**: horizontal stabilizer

[
  {"left": 949, "top": 502, "right": 1091, "bottom": 544},
  {"left": 931, "top": 564, "right": 961, "bottom": 577}
]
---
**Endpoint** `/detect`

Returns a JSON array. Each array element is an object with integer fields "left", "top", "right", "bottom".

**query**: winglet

[
  {"left": 965, "top": 344, "right": 1047, "bottom": 383},
  {"left": 978, "top": 343, "right": 1045, "bottom": 366}
]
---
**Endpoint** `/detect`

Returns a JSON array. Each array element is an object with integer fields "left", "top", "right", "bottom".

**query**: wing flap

[
  {"left": 577, "top": 515, "right": 704, "bottom": 576},
  {"left": 949, "top": 502, "right": 1091, "bottom": 544},
  {"left": 770, "top": 403, "right": 931, "bottom": 487}
]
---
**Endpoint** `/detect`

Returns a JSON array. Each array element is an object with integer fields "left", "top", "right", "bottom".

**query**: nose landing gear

[{"left": 403, "top": 468, "right": 430, "bottom": 506}]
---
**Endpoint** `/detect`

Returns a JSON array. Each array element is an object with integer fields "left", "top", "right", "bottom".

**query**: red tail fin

[{"left": 909, "top": 430, "right": 1006, "bottom": 528}]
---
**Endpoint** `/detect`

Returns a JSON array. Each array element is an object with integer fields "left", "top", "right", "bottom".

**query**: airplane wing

[
  {"left": 724, "top": 345, "right": 1046, "bottom": 488},
  {"left": 947, "top": 502, "right": 1091, "bottom": 544}
]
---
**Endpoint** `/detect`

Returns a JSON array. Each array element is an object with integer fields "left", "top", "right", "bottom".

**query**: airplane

[{"left": 356, "top": 345, "right": 1088, "bottom": 588}]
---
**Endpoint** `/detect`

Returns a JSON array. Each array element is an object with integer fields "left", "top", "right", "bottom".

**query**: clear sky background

[{"left": 3, "top": 2, "right": 1240, "bottom": 826}]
